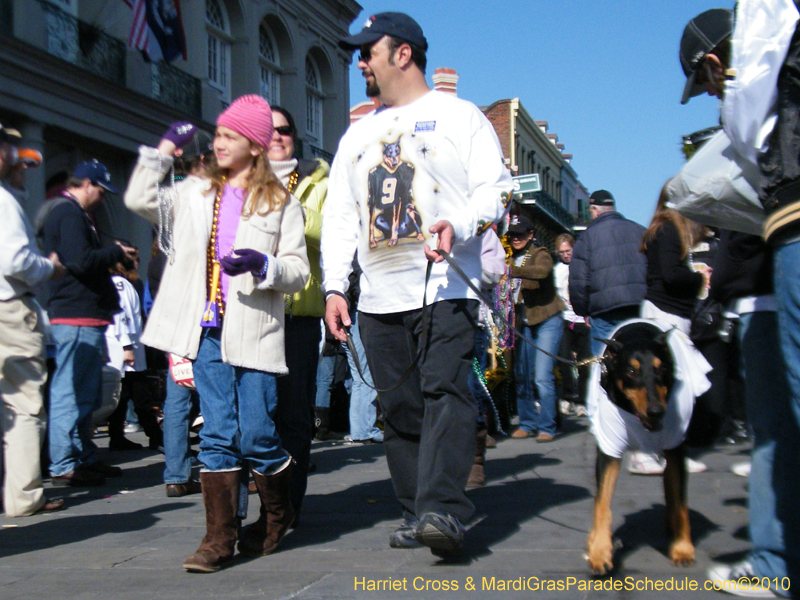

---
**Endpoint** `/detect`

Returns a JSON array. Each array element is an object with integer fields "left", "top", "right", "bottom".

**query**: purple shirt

[{"left": 217, "top": 185, "right": 246, "bottom": 304}]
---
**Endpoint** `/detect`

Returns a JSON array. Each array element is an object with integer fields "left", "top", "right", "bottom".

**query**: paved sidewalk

[{"left": 0, "top": 416, "right": 754, "bottom": 599}]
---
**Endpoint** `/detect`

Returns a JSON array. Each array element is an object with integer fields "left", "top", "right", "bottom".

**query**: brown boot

[
  {"left": 183, "top": 471, "right": 240, "bottom": 573},
  {"left": 238, "top": 461, "right": 295, "bottom": 556},
  {"left": 466, "top": 427, "right": 487, "bottom": 488}
]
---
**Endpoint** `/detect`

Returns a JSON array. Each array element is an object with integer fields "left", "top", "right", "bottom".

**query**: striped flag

[
  {"left": 126, "top": 0, "right": 186, "bottom": 62},
  {"left": 127, "top": 0, "right": 149, "bottom": 52}
]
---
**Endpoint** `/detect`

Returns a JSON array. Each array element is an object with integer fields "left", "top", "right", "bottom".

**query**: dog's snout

[{"left": 647, "top": 404, "right": 666, "bottom": 419}]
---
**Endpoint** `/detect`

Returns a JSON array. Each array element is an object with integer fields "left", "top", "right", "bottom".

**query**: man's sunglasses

[{"left": 274, "top": 126, "right": 293, "bottom": 137}]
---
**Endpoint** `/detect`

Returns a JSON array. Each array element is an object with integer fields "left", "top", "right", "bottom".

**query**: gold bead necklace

[{"left": 206, "top": 186, "right": 226, "bottom": 319}]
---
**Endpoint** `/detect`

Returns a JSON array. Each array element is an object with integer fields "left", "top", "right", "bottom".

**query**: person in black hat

[
  {"left": 677, "top": 6, "right": 800, "bottom": 592},
  {"left": 568, "top": 190, "right": 646, "bottom": 357},
  {"left": 42, "top": 159, "right": 137, "bottom": 487},
  {"left": 506, "top": 214, "right": 565, "bottom": 442},
  {"left": 323, "top": 12, "right": 512, "bottom": 558},
  {"left": 679, "top": 8, "right": 733, "bottom": 105}
]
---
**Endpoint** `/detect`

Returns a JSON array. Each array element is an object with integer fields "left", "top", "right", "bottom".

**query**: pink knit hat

[{"left": 216, "top": 95, "right": 274, "bottom": 150}]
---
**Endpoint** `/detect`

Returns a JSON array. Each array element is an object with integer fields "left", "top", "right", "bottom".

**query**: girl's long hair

[
  {"left": 640, "top": 183, "right": 698, "bottom": 259},
  {"left": 205, "top": 142, "right": 289, "bottom": 217}
]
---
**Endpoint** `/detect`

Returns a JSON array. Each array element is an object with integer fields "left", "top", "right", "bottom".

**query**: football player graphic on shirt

[{"left": 367, "top": 137, "right": 424, "bottom": 249}]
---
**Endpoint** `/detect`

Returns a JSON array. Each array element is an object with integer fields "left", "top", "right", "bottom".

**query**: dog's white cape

[{"left": 586, "top": 319, "right": 712, "bottom": 459}]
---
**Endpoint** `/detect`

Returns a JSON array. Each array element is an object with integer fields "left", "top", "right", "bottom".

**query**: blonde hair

[{"left": 206, "top": 143, "right": 289, "bottom": 216}]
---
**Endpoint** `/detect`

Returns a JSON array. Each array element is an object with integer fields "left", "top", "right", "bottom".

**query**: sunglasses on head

[{"left": 274, "top": 126, "right": 293, "bottom": 137}]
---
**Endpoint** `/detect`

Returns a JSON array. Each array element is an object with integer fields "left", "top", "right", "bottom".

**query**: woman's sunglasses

[{"left": 275, "top": 126, "right": 293, "bottom": 137}]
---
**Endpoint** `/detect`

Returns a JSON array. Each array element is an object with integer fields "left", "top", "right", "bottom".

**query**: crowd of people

[{"left": 0, "top": 6, "right": 797, "bottom": 596}]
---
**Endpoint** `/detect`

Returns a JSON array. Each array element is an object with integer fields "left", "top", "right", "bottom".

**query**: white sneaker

[
  {"left": 628, "top": 451, "right": 665, "bottom": 475},
  {"left": 123, "top": 422, "right": 143, "bottom": 434},
  {"left": 686, "top": 457, "right": 707, "bottom": 474},
  {"left": 559, "top": 400, "right": 573, "bottom": 415},
  {"left": 573, "top": 405, "right": 588, "bottom": 417},
  {"left": 731, "top": 461, "right": 751, "bottom": 477},
  {"left": 707, "top": 560, "right": 781, "bottom": 597}
]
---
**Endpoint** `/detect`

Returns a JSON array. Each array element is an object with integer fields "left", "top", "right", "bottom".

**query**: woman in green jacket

[{"left": 268, "top": 106, "right": 329, "bottom": 520}]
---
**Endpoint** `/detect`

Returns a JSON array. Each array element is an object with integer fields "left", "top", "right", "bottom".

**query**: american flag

[{"left": 127, "top": 0, "right": 149, "bottom": 53}]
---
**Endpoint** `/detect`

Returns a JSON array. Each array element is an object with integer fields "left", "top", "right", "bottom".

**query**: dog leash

[{"left": 344, "top": 249, "right": 600, "bottom": 394}]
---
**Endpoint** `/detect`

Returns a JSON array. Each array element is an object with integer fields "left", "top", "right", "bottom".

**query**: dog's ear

[
  {"left": 654, "top": 330, "right": 671, "bottom": 347},
  {"left": 596, "top": 338, "right": 622, "bottom": 356}
]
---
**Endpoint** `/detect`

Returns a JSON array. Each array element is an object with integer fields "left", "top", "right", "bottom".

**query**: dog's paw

[
  {"left": 586, "top": 534, "right": 614, "bottom": 575},
  {"left": 669, "top": 540, "right": 695, "bottom": 566}
]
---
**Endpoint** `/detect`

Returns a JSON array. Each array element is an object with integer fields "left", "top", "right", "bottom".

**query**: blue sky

[{"left": 344, "top": 0, "right": 730, "bottom": 226}]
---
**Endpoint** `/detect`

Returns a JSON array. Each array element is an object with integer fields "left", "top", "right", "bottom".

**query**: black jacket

[
  {"left": 569, "top": 211, "right": 647, "bottom": 317},
  {"left": 710, "top": 230, "right": 773, "bottom": 305},
  {"left": 759, "top": 20, "right": 800, "bottom": 244},
  {"left": 644, "top": 221, "right": 704, "bottom": 319},
  {"left": 42, "top": 196, "right": 123, "bottom": 321}
]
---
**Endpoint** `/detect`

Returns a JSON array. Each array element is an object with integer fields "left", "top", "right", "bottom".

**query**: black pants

[
  {"left": 275, "top": 315, "right": 321, "bottom": 514},
  {"left": 359, "top": 299, "right": 478, "bottom": 523},
  {"left": 558, "top": 320, "right": 592, "bottom": 405},
  {"left": 108, "top": 371, "right": 163, "bottom": 445}
]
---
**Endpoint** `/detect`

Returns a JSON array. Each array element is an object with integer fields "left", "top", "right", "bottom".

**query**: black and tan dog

[{"left": 586, "top": 321, "right": 695, "bottom": 575}]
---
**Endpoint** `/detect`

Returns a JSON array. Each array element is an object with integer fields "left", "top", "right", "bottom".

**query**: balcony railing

[
  {"left": 309, "top": 144, "right": 334, "bottom": 164},
  {"left": 152, "top": 62, "right": 202, "bottom": 120},
  {"left": 519, "top": 189, "right": 575, "bottom": 232},
  {"left": 39, "top": 0, "right": 126, "bottom": 86}
]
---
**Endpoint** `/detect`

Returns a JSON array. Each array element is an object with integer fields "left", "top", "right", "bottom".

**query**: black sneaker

[
  {"left": 415, "top": 512, "right": 465, "bottom": 558},
  {"left": 85, "top": 461, "right": 122, "bottom": 478},
  {"left": 389, "top": 517, "right": 422, "bottom": 549},
  {"left": 51, "top": 467, "right": 105, "bottom": 487}
]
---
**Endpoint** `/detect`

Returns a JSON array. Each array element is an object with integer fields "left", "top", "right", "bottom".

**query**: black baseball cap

[
  {"left": 73, "top": 159, "right": 119, "bottom": 194},
  {"left": 680, "top": 8, "right": 733, "bottom": 105},
  {"left": 589, "top": 190, "right": 615, "bottom": 206},
  {"left": 508, "top": 214, "right": 534, "bottom": 234},
  {"left": 339, "top": 12, "right": 428, "bottom": 51}
]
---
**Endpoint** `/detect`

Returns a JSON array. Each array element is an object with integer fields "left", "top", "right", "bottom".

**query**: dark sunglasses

[
  {"left": 358, "top": 43, "right": 376, "bottom": 63},
  {"left": 274, "top": 126, "right": 293, "bottom": 137}
]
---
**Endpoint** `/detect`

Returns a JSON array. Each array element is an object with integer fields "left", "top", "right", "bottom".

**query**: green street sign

[{"left": 512, "top": 173, "right": 541, "bottom": 194}]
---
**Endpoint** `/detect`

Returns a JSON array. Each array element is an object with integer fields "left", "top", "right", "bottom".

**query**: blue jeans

[
  {"left": 344, "top": 314, "right": 382, "bottom": 441},
  {"left": 315, "top": 354, "right": 335, "bottom": 409},
  {"left": 193, "top": 329, "right": 287, "bottom": 475},
  {"left": 739, "top": 311, "right": 800, "bottom": 585},
  {"left": 515, "top": 314, "right": 563, "bottom": 436},
  {"left": 48, "top": 325, "right": 106, "bottom": 476},
  {"left": 590, "top": 307, "right": 640, "bottom": 357},
  {"left": 163, "top": 375, "right": 198, "bottom": 484},
  {"left": 765, "top": 242, "right": 800, "bottom": 583}
]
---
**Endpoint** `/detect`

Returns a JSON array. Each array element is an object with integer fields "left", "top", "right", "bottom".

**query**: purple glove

[
  {"left": 162, "top": 122, "right": 197, "bottom": 149},
  {"left": 220, "top": 248, "right": 267, "bottom": 277}
]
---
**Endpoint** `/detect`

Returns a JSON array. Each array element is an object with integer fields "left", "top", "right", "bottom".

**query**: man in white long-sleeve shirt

[
  {"left": 321, "top": 12, "right": 511, "bottom": 558},
  {"left": 0, "top": 124, "right": 66, "bottom": 516}
]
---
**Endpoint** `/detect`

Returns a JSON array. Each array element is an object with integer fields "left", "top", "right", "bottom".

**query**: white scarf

[{"left": 270, "top": 158, "right": 299, "bottom": 187}]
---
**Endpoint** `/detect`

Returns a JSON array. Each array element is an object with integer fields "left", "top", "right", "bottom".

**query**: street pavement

[{"left": 0, "top": 416, "right": 756, "bottom": 599}]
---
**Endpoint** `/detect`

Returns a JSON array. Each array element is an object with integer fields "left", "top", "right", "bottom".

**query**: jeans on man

[
  {"left": 739, "top": 310, "right": 800, "bottom": 584},
  {"left": 48, "top": 325, "right": 106, "bottom": 476},
  {"left": 344, "top": 314, "right": 382, "bottom": 441},
  {"left": 515, "top": 313, "right": 563, "bottom": 436},
  {"left": 589, "top": 307, "right": 640, "bottom": 357},
  {"left": 163, "top": 375, "right": 198, "bottom": 484},
  {"left": 359, "top": 299, "right": 478, "bottom": 523},
  {"left": 193, "top": 329, "right": 287, "bottom": 475}
]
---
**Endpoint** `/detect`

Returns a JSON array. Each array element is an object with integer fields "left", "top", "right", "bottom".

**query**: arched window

[
  {"left": 206, "top": 0, "right": 230, "bottom": 102},
  {"left": 305, "top": 55, "right": 323, "bottom": 144},
  {"left": 259, "top": 22, "right": 280, "bottom": 105}
]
